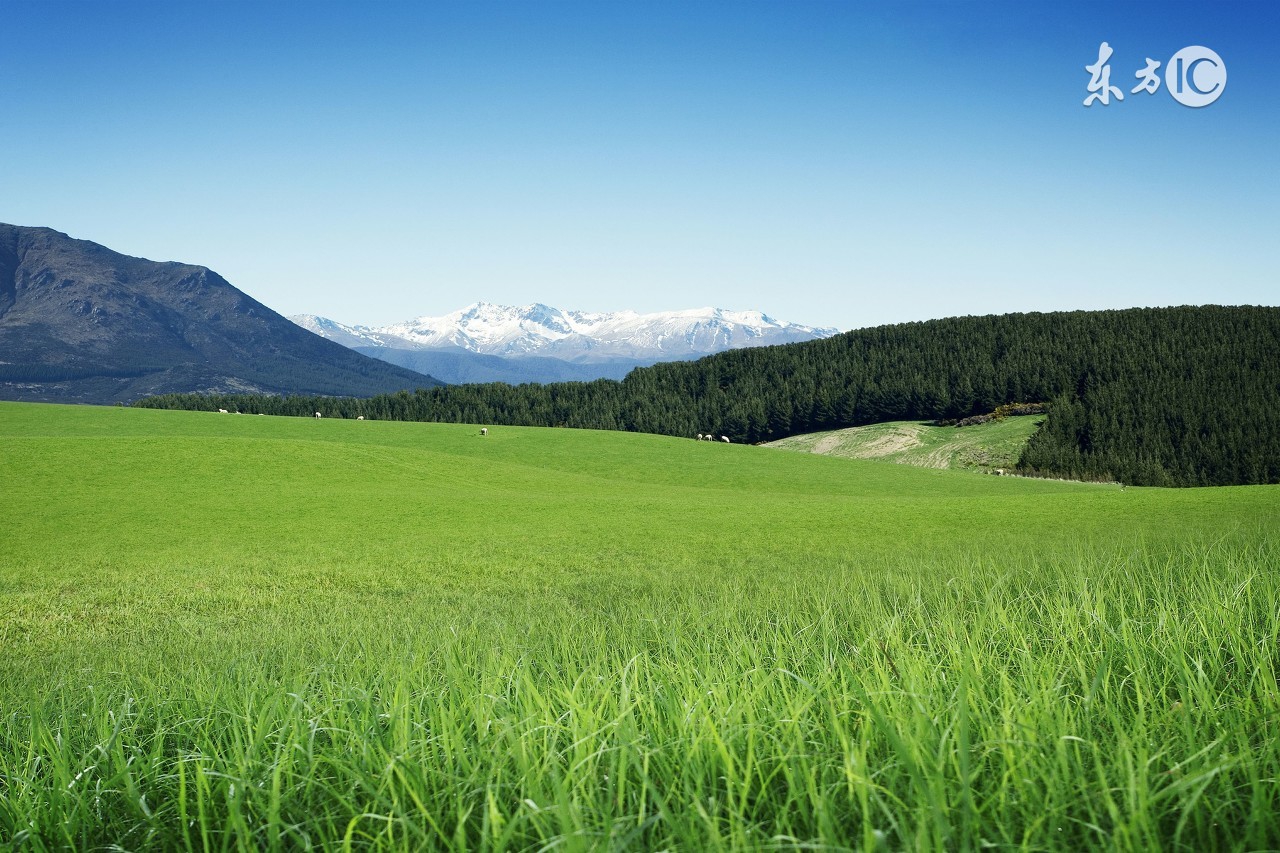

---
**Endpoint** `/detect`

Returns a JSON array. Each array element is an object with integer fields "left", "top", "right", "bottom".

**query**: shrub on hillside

[{"left": 934, "top": 402, "right": 1048, "bottom": 428}]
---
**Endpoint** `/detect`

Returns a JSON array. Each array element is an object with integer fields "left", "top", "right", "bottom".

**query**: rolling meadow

[{"left": 1, "top": 401, "right": 1277, "bottom": 850}]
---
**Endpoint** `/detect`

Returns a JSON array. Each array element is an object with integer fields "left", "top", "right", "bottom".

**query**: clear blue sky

[{"left": 2, "top": 0, "right": 1275, "bottom": 331}]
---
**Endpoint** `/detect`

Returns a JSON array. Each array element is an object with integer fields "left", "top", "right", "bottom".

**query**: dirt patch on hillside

[
  {"left": 849, "top": 426, "right": 922, "bottom": 458},
  {"left": 813, "top": 434, "right": 843, "bottom": 454}
]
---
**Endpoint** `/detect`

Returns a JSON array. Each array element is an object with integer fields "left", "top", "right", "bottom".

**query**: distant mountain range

[
  {"left": 0, "top": 224, "right": 440, "bottom": 404},
  {"left": 0, "top": 222, "right": 837, "bottom": 402},
  {"left": 291, "top": 303, "right": 839, "bottom": 384}
]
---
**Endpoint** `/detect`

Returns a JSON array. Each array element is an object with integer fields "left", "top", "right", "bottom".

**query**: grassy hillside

[
  {"left": 763, "top": 415, "right": 1043, "bottom": 472},
  {"left": 2, "top": 402, "right": 1278, "bottom": 850}
]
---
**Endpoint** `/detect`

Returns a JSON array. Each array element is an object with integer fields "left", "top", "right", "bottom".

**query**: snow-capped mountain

[
  {"left": 289, "top": 314, "right": 418, "bottom": 351},
  {"left": 289, "top": 303, "right": 840, "bottom": 384},
  {"left": 297, "top": 303, "right": 838, "bottom": 360}
]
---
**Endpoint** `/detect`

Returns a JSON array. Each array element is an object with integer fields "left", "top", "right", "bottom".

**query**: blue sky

[{"left": 2, "top": 0, "right": 1275, "bottom": 331}]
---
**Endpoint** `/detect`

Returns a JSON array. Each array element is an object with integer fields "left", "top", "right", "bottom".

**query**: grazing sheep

[
  {"left": 218, "top": 408, "right": 228, "bottom": 414},
  {"left": 696, "top": 433, "right": 704, "bottom": 441},
  {"left": 357, "top": 415, "right": 364, "bottom": 420},
  {"left": 314, "top": 412, "right": 322, "bottom": 419},
  {"left": 720, "top": 435, "right": 730, "bottom": 443},
  {"left": 480, "top": 427, "right": 488, "bottom": 436}
]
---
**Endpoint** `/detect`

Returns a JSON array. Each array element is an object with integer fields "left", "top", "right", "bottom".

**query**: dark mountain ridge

[{"left": 0, "top": 224, "right": 440, "bottom": 402}]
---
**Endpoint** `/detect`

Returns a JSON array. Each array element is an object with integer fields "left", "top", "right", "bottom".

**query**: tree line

[{"left": 135, "top": 305, "right": 1280, "bottom": 487}]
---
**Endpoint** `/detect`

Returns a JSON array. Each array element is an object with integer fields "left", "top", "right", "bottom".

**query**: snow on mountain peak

[{"left": 296, "top": 303, "right": 840, "bottom": 362}]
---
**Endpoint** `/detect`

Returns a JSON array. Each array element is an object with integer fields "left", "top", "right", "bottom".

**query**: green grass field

[
  {"left": 2, "top": 402, "right": 1278, "bottom": 851},
  {"left": 763, "top": 417, "right": 1044, "bottom": 473}
]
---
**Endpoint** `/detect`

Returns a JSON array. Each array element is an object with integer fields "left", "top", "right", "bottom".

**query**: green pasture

[
  {"left": 1, "top": 402, "right": 1277, "bottom": 850},
  {"left": 763, "top": 416, "right": 1043, "bottom": 472}
]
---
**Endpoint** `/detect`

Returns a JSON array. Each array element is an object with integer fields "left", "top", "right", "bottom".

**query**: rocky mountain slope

[{"left": 0, "top": 225, "right": 439, "bottom": 403}]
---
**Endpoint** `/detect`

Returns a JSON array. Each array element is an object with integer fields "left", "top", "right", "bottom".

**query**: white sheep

[
  {"left": 314, "top": 412, "right": 322, "bottom": 419},
  {"left": 480, "top": 427, "right": 488, "bottom": 436},
  {"left": 357, "top": 415, "right": 365, "bottom": 420},
  {"left": 720, "top": 435, "right": 730, "bottom": 443},
  {"left": 696, "top": 433, "right": 704, "bottom": 441},
  {"left": 218, "top": 408, "right": 228, "bottom": 414}
]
